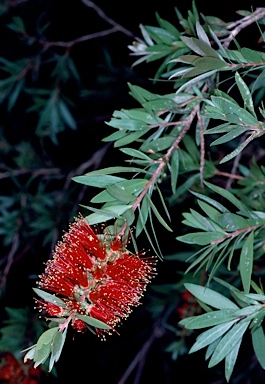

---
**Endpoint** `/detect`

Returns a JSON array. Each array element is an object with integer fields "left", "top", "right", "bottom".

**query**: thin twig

[
  {"left": 0, "top": 233, "right": 19, "bottom": 291},
  {"left": 222, "top": 8, "right": 265, "bottom": 48},
  {"left": 118, "top": 106, "right": 199, "bottom": 238},
  {"left": 81, "top": 0, "right": 134, "bottom": 38},
  {"left": 118, "top": 324, "right": 164, "bottom": 384}
]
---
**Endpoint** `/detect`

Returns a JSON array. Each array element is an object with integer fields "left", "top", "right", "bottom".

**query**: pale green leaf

[
  {"left": 177, "top": 231, "right": 225, "bottom": 245},
  {"left": 239, "top": 231, "right": 254, "bottom": 293},
  {"left": 35, "top": 327, "right": 58, "bottom": 351},
  {"left": 208, "top": 320, "right": 250, "bottom": 367},
  {"left": 252, "top": 325, "right": 265, "bottom": 369},
  {"left": 140, "top": 136, "right": 175, "bottom": 153},
  {"left": 235, "top": 72, "right": 256, "bottom": 116},
  {"left": 210, "top": 127, "right": 248, "bottom": 146},
  {"left": 184, "top": 283, "right": 239, "bottom": 310},
  {"left": 72, "top": 174, "right": 126, "bottom": 188},
  {"left": 225, "top": 339, "right": 242, "bottom": 382},
  {"left": 77, "top": 314, "right": 110, "bottom": 329},
  {"left": 33, "top": 288, "right": 66, "bottom": 308},
  {"left": 189, "top": 320, "right": 237, "bottom": 353},
  {"left": 107, "top": 185, "right": 136, "bottom": 204},
  {"left": 146, "top": 194, "right": 172, "bottom": 232},
  {"left": 185, "top": 309, "right": 237, "bottom": 329},
  {"left": 181, "top": 36, "right": 220, "bottom": 58},
  {"left": 204, "top": 181, "right": 247, "bottom": 212},
  {"left": 170, "top": 149, "right": 179, "bottom": 195}
]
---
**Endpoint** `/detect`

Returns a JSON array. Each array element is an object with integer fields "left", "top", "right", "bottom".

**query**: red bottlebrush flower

[{"left": 36, "top": 214, "right": 156, "bottom": 338}]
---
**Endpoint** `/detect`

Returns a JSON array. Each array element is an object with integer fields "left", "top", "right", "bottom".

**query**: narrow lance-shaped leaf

[
  {"left": 145, "top": 194, "right": 172, "bottom": 232},
  {"left": 252, "top": 325, "right": 265, "bottom": 369},
  {"left": 170, "top": 149, "right": 179, "bottom": 195},
  {"left": 184, "top": 309, "right": 238, "bottom": 329},
  {"left": 225, "top": 338, "right": 242, "bottom": 382},
  {"left": 204, "top": 181, "right": 247, "bottom": 212},
  {"left": 189, "top": 319, "right": 237, "bottom": 354},
  {"left": 239, "top": 231, "right": 254, "bottom": 293},
  {"left": 235, "top": 71, "right": 256, "bottom": 117},
  {"left": 208, "top": 320, "right": 250, "bottom": 368},
  {"left": 184, "top": 283, "right": 239, "bottom": 310}
]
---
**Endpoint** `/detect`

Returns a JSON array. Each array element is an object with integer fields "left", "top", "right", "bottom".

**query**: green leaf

[
  {"left": 225, "top": 339, "right": 242, "bottom": 382},
  {"left": 204, "top": 181, "right": 247, "bottom": 212},
  {"left": 120, "top": 148, "right": 152, "bottom": 161},
  {"left": 252, "top": 325, "right": 265, "bottom": 369},
  {"left": 146, "top": 194, "right": 172, "bottom": 232},
  {"left": 35, "top": 327, "right": 58, "bottom": 351},
  {"left": 241, "top": 47, "right": 264, "bottom": 63},
  {"left": 210, "top": 127, "right": 248, "bottom": 146},
  {"left": 174, "top": 69, "right": 218, "bottom": 94},
  {"left": 219, "top": 136, "right": 257, "bottom": 164},
  {"left": 196, "top": 21, "right": 211, "bottom": 46},
  {"left": 181, "top": 36, "right": 220, "bottom": 58},
  {"left": 208, "top": 320, "right": 250, "bottom": 367},
  {"left": 177, "top": 231, "right": 225, "bottom": 245},
  {"left": 239, "top": 231, "right": 254, "bottom": 293},
  {"left": 83, "top": 204, "right": 132, "bottom": 225},
  {"left": 235, "top": 72, "right": 256, "bottom": 116},
  {"left": 170, "top": 149, "right": 179, "bottom": 195},
  {"left": 189, "top": 320, "right": 237, "bottom": 353},
  {"left": 115, "top": 128, "right": 151, "bottom": 147},
  {"left": 190, "top": 191, "right": 229, "bottom": 214},
  {"left": 91, "top": 179, "right": 148, "bottom": 203},
  {"left": 197, "top": 200, "right": 222, "bottom": 222},
  {"left": 76, "top": 314, "right": 111, "bottom": 329},
  {"left": 140, "top": 136, "right": 175, "bottom": 153},
  {"left": 185, "top": 309, "right": 238, "bottom": 329},
  {"left": 72, "top": 174, "right": 126, "bottom": 188},
  {"left": 106, "top": 117, "right": 147, "bottom": 131},
  {"left": 49, "top": 328, "right": 67, "bottom": 371},
  {"left": 107, "top": 185, "right": 136, "bottom": 204},
  {"left": 33, "top": 288, "right": 66, "bottom": 308},
  {"left": 58, "top": 100, "right": 77, "bottom": 130},
  {"left": 184, "top": 283, "right": 239, "bottom": 310},
  {"left": 34, "top": 344, "right": 51, "bottom": 367},
  {"left": 216, "top": 213, "right": 249, "bottom": 231}
]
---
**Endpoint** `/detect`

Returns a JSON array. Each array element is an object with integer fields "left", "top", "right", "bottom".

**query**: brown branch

[
  {"left": 81, "top": 0, "right": 134, "bottom": 38},
  {"left": 215, "top": 170, "right": 245, "bottom": 181},
  {"left": 211, "top": 225, "right": 259, "bottom": 245},
  {"left": 117, "top": 106, "right": 199, "bottom": 238},
  {"left": 222, "top": 8, "right": 265, "bottom": 48}
]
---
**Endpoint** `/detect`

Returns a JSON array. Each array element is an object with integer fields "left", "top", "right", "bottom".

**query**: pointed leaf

[
  {"left": 239, "top": 231, "right": 254, "bottom": 293},
  {"left": 225, "top": 339, "right": 242, "bottom": 382},
  {"left": 252, "top": 325, "right": 265, "bottom": 369},
  {"left": 185, "top": 309, "right": 238, "bottom": 329},
  {"left": 184, "top": 283, "right": 239, "bottom": 310},
  {"left": 189, "top": 320, "right": 237, "bottom": 353},
  {"left": 235, "top": 72, "right": 256, "bottom": 116},
  {"left": 33, "top": 288, "right": 66, "bottom": 308},
  {"left": 208, "top": 320, "right": 250, "bottom": 367},
  {"left": 76, "top": 315, "right": 111, "bottom": 329}
]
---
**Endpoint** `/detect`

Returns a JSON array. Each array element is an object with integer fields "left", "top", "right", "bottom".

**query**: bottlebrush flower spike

[{"left": 35, "top": 214, "right": 156, "bottom": 338}]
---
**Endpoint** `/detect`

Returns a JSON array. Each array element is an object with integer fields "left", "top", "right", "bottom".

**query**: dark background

[{"left": 1, "top": 1, "right": 264, "bottom": 383}]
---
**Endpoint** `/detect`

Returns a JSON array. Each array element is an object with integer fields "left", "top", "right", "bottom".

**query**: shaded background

[{"left": 0, "top": 1, "right": 263, "bottom": 383}]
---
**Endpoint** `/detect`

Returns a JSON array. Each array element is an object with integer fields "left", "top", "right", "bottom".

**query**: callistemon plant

[{"left": 23, "top": 214, "right": 156, "bottom": 371}]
